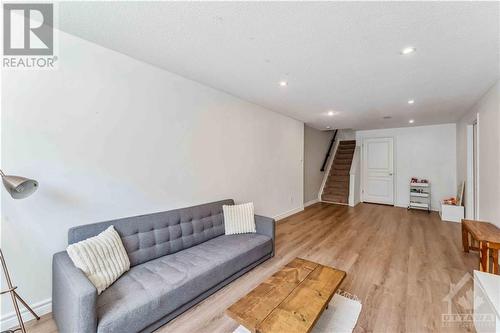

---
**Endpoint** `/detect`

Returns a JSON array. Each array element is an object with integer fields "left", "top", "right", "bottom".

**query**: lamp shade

[{"left": 1, "top": 174, "right": 38, "bottom": 199}]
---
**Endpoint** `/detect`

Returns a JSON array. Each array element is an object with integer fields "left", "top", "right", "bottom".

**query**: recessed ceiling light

[
  {"left": 327, "top": 111, "right": 334, "bottom": 116},
  {"left": 326, "top": 126, "right": 331, "bottom": 129},
  {"left": 401, "top": 47, "right": 416, "bottom": 55},
  {"left": 409, "top": 119, "right": 415, "bottom": 124},
  {"left": 408, "top": 99, "right": 415, "bottom": 104},
  {"left": 279, "top": 81, "right": 288, "bottom": 87}
]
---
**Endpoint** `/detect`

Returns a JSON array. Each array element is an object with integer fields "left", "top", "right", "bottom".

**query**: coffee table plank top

[
  {"left": 226, "top": 258, "right": 346, "bottom": 333},
  {"left": 226, "top": 258, "right": 318, "bottom": 331},
  {"left": 258, "top": 264, "right": 345, "bottom": 333}
]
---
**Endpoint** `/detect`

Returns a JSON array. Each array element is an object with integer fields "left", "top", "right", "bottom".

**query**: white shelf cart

[{"left": 408, "top": 182, "right": 431, "bottom": 213}]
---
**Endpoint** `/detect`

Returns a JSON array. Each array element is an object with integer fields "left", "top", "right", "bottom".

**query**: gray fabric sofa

[{"left": 52, "top": 199, "right": 275, "bottom": 333}]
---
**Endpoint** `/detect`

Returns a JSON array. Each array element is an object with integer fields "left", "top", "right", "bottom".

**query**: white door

[{"left": 362, "top": 137, "right": 394, "bottom": 205}]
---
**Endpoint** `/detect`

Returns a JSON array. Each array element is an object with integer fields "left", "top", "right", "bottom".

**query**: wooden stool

[{"left": 462, "top": 219, "right": 500, "bottom": 274}]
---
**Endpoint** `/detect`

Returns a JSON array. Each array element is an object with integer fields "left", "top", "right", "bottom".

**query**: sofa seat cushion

[{"left": 96, "top": 233, "right": 272, "bottom": 333}]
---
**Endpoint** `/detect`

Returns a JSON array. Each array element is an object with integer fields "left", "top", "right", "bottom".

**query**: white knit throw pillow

[
  {"left": 223, "top": 202, "right": 256, "bottom": 235},
  {"left": 67, "top": 225, "right": 130, "bottom": 294}
]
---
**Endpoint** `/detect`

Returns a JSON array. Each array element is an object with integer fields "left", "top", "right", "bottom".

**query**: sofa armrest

[
  {"left": 52, "top": 251, "right": 97, "bottom": 333},
  {"left": 255, "top": 215, "right": 276, "bottom": 256}
]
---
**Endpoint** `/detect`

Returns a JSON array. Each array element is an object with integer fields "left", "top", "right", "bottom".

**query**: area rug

[{"left": 233, "top": 290, "right": 362, "bottom": 333}]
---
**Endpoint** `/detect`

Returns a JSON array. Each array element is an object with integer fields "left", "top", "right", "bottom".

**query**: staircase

[{"left": 321, "top": 140, "right": 356, "bottom": 204}]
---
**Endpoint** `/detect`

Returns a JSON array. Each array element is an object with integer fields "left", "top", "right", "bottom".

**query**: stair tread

[
  {"left": 323, "top": 193, "right": 348, "bottom": 198},
  {"left": 325, "top": 182, "right": 349, "bottom": 187},
  {"left": 326, "top": 176, "right": 348, "bottom": 180},
  {"left": 323, "top": 193, "right": 348, "bottom": 197},
  {"left": 325, "top": 187, "right": 348, "bottom": 191},
  {"left": 323, "top": 190, "right": 349, "bottom": 196},
  {"left": 325, "top": 186, "right": 348, "bottom": 191},
  {"left": 322, "top": 195, "right": 348, "bottom": 203},
  {"left": 326, "top": 179, "right": 349, "bottom": 184},
  {"left": 324, "top": 184, "right": 349, "bottom": 189},
  {"left": 326, "top": 177, "right": 349, "bottom": 182},
  {"left": 333, "top": 165, "right": 351, "bottom": 170}
]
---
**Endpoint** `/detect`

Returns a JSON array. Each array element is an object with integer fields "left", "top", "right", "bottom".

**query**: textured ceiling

[{"left": 58, "top": 1, "right": 499, "bottom": 130}]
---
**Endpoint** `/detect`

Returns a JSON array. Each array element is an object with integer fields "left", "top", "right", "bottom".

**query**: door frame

[
  {"left": 466, "top": 116, "right": 480, "bottom": 219},
  {"left": 360, "top": 136, "right": 396, "bottom": 205},
  {"left": 475, "top": 116, "right": 480, "bottom": 219},
  {"left": 466, "top": 124, "right": 474, "bottom": 219}
]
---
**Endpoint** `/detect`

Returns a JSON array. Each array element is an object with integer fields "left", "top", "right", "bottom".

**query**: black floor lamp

[{"left": 0, "top": 170, "right": 40, "bottom": 333}]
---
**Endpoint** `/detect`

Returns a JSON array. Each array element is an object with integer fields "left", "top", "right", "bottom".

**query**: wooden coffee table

[{"left": 226, "top": 257, "right": 346, "bottom": 333}]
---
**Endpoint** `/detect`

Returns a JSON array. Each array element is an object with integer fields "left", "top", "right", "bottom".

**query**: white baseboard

[
  {"left": 273, "top": 206, "right": 304, "bottom": 221},
  {"left": 304, "top": 199, "right": 319, "bottom": 208},
  {"left": 1, "top": 298, "right": 52, "bottom": 331}
]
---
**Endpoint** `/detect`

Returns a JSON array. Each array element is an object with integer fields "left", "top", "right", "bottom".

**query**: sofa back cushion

[{"left": 68, "top": 199, "right": 234, "bottom": 267}]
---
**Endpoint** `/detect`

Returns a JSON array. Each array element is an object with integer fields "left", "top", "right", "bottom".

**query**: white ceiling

[{"left": 58, "top": 1, "right": 499, "bottom": 130}]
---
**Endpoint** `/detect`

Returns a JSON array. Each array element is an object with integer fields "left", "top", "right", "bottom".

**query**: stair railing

[
  {"left": 317, "top": 135, "right": 341, "bottom": 202},
  {"left": 320, "top": 129, "right": 338, "bottom": 172}
]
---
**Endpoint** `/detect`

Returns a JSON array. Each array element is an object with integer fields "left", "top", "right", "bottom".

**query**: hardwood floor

[{"left": 24, "top": 203, "right": 478, "bottom": 333}]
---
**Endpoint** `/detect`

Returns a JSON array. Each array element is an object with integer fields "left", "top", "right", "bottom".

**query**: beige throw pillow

[
  {"left": 67, "top": 225, "right": 130, "bottom": 294},
  {"left": 223, "top": 202, "right": 256, "bottom": 235}
]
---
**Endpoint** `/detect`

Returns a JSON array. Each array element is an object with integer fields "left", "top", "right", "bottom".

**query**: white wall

[
  {"left": 456, "top": 81, "right": 500, "bottom": 227},
  {"left": 303, "top": 126, "right": 331, "bottom": 205},
  {"left": 356, "top": 124, "right": 457, "bottom": 210},
  {"left": 0, "top": 30, "right": 304, "bottom": 324},
  {"left": 348, "top": 146, "right": 361, "bottom": 207},
  {"left": 337, "top": 129, "right": 356, "bottom": 141}
]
